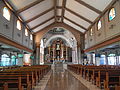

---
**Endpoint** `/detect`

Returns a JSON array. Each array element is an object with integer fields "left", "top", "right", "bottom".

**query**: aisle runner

[
  {"left": 67, "top": 70, "right": 100, "bottom": 90},
  {"left": 34, "top": 71, "right": 52, "bottom": 90}
]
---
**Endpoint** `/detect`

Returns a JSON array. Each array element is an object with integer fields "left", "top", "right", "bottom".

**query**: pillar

[
  {"left": 36, "top": 43, "right": 40, "bottom": 65},
  {"left": 77, "top": 44, "right": 82, "bottom": 64},
  {"left": 105, "top": 52, "right": 108, "bottom": 65},
  {"left": 61, "top": 44, "right": 64, "bottom": 59},
  {"left": 53, "top": 44, "right": 56, "bottom": 61},
  {"left": 66, "top": 46, "right": 68, "bottom": 61}
]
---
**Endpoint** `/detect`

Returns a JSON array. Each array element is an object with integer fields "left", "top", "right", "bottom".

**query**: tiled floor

[{"left": 44, "top": 64, "right": 89, "bottom": 90}]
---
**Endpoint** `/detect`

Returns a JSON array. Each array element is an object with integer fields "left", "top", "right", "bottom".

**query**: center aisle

[{"left": 44, "top": 64, "right": 89, "bottom": 90}]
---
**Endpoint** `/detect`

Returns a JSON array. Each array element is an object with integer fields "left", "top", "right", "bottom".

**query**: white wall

[{"left": 85, "top": 0, "right": 120, "bottom": 49}]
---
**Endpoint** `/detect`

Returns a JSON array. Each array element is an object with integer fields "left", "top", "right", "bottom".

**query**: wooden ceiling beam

[
  {"left": 56, "top": 16, "right": 61, "bottom": 18},
  {"left": 61, "top": 0, "right": 67, "bottom": 22},
  {"left": 63, "top": 22, "right": 83, "bottom": 33},
  {"left": 25, "top": 7, "right": 54, "bottom": 23},
  {"left": 75, "top": 0, "right": 102, "bottom": 14},
  {"left": 64, "top": 17, "right": 87, "bottom": 31},
  {"left": 54, "top": 0, "right": 57, "bottom": 22},
  {"left": 31, "top": 16, "right": 54, "bottom": 30},
  {"left": 34, "top": 22, "right": 55, "bottom": 34},
  {"left": 56, "top": 6, "right": 62, "bottom": 9},
  {"left": 17, "top": 0, "right": 45, "bottom": 13},
  {"left": 65, "top": 8, "right": 93, "bottom": 24}
]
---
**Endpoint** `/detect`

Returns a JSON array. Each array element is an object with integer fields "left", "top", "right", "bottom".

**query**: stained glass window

[
  {"left": 30, "top": 34, "right": 33, "bottom": 40},
  {"left": 17, "top": 20, "right": 22, "bottom": 30},
  {"left": 25, "top": 28, "right": 28, "bottom": 36},
  {"left": 109, "top": 8, "right": 116, "bottom": 21},
  {"left": 3, "top": 7, "right": 10, "bottom": 21},
  {"left": 98, "top": 20, "right": 102, "bottom": 30}
]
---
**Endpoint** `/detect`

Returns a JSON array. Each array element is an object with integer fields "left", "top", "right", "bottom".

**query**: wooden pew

[
  {"left": 68, "top": 64, "right": 120, "bottom": 90},
  {"left": 0, "top": 76, "right": 24, "bottom": 90},
  {"left": 104, "top": 71, "right": 120, "bottom": 90},
  {"left": 0, "top": 65, "right": 51, "bottom": 90}
]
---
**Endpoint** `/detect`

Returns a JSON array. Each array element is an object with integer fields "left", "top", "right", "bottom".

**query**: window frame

[
  {"left": 16, "top": 20, "right": 22, "bottom": 30},
  {"left": 90, "top": 28, "right": 93, "bottom": 36},
  {"left": 3, "top": 6, "right": 11, "bottom": 21},
  {"left": 25, "top": 28, "right": 28, "bottom": 36},
  {"left": 108, "top": 7, "right": 116, "bottom": 22},
  {"left": 97, "top": 20, "right": 102, "bottom": 30},
  {"left": 30, "top": 34, "right": 33, "bottom": 40}
]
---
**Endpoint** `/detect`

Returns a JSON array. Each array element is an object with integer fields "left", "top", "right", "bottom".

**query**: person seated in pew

[{"left": 86, "top": 62, "right": 88, "bottom": 65}]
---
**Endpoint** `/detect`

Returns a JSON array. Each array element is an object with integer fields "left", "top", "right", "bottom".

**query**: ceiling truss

[
  {"left": 64, "top": 17, "right": 87, "bottom": 31},
  {"left": 75, "top": 0, "right": 102, "bottom": 14},
  {"left": 61, "top": 0, "right": 67, "bottom": 22},
  {"left": 25, "top": 7, "right": 54, "bottom": 23},
  {"left": 54, "top": 0, "right": 57, "bottom": 22},
  {"left": 65, "top": 8, "right": 93, "bottom": 24},
  {"left": 31, "top": 16, "right": 54, "bottom": 30},
  {"left": 16, "top": 0, "right": 45, "bottom": 13},
  {"left": 2, "top": 0, "right": 117, "bottom": 34}
]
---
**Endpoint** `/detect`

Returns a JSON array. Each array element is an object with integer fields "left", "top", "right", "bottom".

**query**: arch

[
  {"left": 35, "top": 23, "right": 81, "bottom": 46},
  {"left": 45, "top": 35, "right": 72, "bottom": 48}
]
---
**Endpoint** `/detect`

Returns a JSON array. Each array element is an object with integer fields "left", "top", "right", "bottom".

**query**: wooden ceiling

[{"left": 2, "top": 0, "right": 117, "bottom": 33}]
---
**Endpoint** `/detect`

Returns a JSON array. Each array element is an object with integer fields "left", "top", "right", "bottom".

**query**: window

[
  {"left": 90, "top": 28, "right": 93, "bottom": 36},
  {"left": 30, "top": 34, "right": 33, "bottom": 40},
  {"left": 11, "top": 55, "right": 17, "bottom": 65},
  {"left": 100, "top": 55, "right": 106, "bottom": 65},
  {"left": 3, "top": 7, "right": 11, "bottom": 21},
  {"left": 0, "top": 54, "right": 10, "bottom": 66},
  {"left": 25, "top": 28, "right": 28, "bottom": 36},
  {"left": 109, "top": 8, "right": 116, "bottom": 21},
  {"left": 17, "top": 20, "right": 21, "bottom": 30},
  {"left": 97, "top": 20, "right": 102, "bottom": 30},
  {"left": 108, "top": 54, "right": 116, "bottom": 65}
]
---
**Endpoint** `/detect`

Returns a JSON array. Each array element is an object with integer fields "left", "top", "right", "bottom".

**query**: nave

[
  {"left": 44, "top": 64, "right": 88, "bottom": 90},
  {"left": 1, "top": 0, "right": 120, "bottom": 90}
]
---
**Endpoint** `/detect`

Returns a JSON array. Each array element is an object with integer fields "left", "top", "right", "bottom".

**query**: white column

[
  {"left": 36, "top": 44, "right": 40, "bottom": 65},
  {"left": 77, "top": 47, "right": 82, "bottom": 64},
  {"left": 66, "top": 47, "right": 68, "bottom": 60}
]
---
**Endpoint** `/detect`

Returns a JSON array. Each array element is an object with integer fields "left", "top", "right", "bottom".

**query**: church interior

[{"left": 0, "top": 0, "right": 120, "bottom": 90}]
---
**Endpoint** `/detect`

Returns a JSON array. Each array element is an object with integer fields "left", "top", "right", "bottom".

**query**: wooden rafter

[
  {"left": 64, "top": 17, "right": 87, "bottom": 31},
  {"left": 75, "top": 0, "right": 102, "bottom": 14},
  {"left": 54, "top": 0, "right": 57, "bottom": 22},
  {"left": 34, "top": 22, "right": 55, "bottom": 34},
  {"left": 25, "top": 7, "right": 54, "bottom": 23},
  {"left": 61, "top": 0, "right": 67, "bottom": 22},
  {"left": 31, "top": 16, "right": 54, "bottom": 30},
  {"left": 63, "top": 22, "right": 83, "bottom": 33},
  {"left": 56, "top": 16, "right": 61, "bottom": 18},
  {"left": 88, "top": 0, "right": 118, "bottom": 30},
  {"left": 65, "top": 8, "right": 92, "bottom": 24},
  {"left": 56, "top": 6, "right": 62, "bottom": 9},
  {"left": 17, "top": 0, "right": 44, "bottom": 13},
  {"left": 34, "top": 22, "right": 83, "bottom": 34}
]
